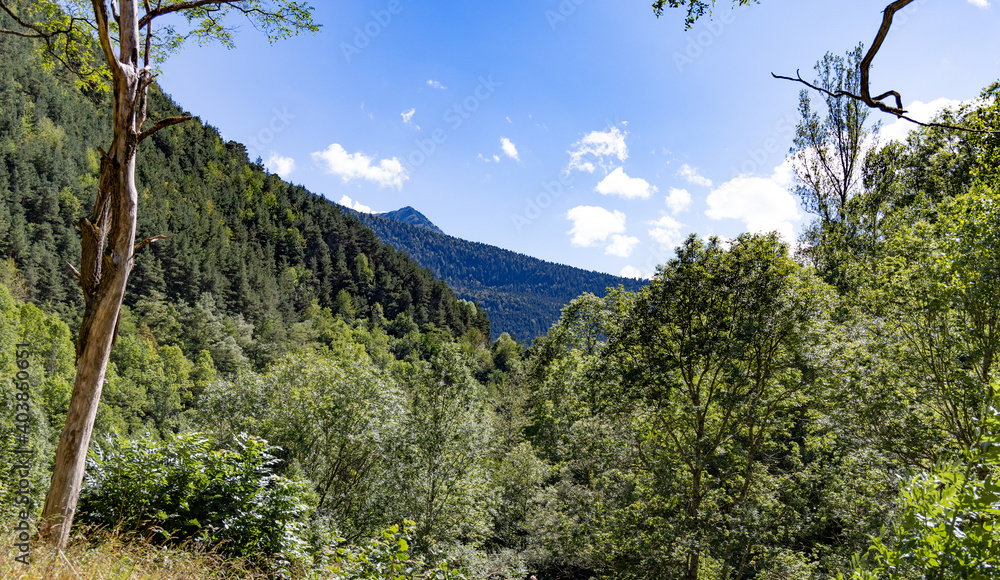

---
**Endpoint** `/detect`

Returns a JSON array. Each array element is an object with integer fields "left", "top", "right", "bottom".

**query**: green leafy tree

[
  {"left": 850, "top": 181, "right": 1000, "bottom": 466},
  {"left": 203, "top": 349, "right": 406, "bottom": 541},
  {"left": 792, "top": 45, "right": 878, "bottom": 289},
  {"left": 598, "top": 233, "right": 829, "bottom": 580},
  {"left": 0, "top": 0, "right": 318, "bottom": 546},
  {"left": 388, "top": 344, "right": 496, "bottom": 546}
]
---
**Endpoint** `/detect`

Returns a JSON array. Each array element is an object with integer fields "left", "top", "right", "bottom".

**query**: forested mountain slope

[
  {"left": 357, "top": 210, "right": 646, "bottom": 341},
  {"left": 0, "top": 23, "right": 489, "bottom": 369}
]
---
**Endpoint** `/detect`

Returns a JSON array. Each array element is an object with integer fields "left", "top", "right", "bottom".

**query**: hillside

[
  {"left": 357, "top": 210, "right": 646, "bottom": 341},
  {"left": 0, "top": 22, "right": 489, "bottom": 369}
]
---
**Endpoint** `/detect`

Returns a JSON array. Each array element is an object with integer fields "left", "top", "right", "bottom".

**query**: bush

[
  {"left": 77, "top": 432, "right": 317, "bottom": 567},
  {"left": 326, "top": 521, "right": 467, "bottom": 580},
  {"left": 842, "top": 393, "right": 1000, "bottom": 579}
]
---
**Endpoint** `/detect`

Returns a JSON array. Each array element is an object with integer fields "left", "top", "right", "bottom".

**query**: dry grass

[{"left": 0, "top": 527, "right": 274, "bottom": 580}]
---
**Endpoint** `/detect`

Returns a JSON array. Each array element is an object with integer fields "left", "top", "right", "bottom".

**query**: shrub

[
  {"left": 77, "top": 432, "right": 316, "bottom": 567},
  {"left": 326, "top": 521, "right": 467, "bottom": 580}
]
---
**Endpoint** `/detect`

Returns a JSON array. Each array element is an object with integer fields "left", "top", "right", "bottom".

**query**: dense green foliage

[
  {"left": 843, "top": 398, "right": 1000, "bottom": 580},
  {"left": 4, "top": 5, "right": 1000, "bottom": 577},
  {"left": 77, "top": 433, "right": 317, "bottom": 567},
  {"left": 358, "top": 210, "right": 645, "bottom": 342}
]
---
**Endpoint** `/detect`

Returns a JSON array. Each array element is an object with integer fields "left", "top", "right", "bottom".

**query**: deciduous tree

[{"left": 600, "top": 233, "right": 828, "bottom": 580}]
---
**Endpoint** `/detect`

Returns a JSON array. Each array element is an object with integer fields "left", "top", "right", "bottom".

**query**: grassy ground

[{"left": 0, "top": 529, "right": 272, "bottom": 580}]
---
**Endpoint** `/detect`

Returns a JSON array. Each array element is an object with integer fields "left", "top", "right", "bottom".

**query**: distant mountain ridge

[
  {"left": 379, "top": 206, "right": 444, "bottom": 235},
  {"left": 356, "top": 209, "right": 647, "bottom": 342}
]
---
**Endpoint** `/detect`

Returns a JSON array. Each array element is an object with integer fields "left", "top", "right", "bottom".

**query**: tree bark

[{"left": 38, "top": 0, "right": 143, "bottom": 548}]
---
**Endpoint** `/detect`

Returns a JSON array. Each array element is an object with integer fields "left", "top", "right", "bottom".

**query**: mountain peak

[{"left": 380, "top": 206, "right": 444, "bottom": 235}]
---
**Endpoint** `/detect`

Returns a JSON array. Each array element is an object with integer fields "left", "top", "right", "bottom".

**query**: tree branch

[
  {"left": 138, "top": 0, "right": 241, "bottom": 28},
  {"left": 134, "top": 233, "right": 175, "bottom": 253},
  {"left": 90, "top": 0, "right": 122, "bottom": 71},
  {"left": 0, "top": 3, "right": 85, "bottom": 41},
  {"left": 773, "top": 0, "right": 998, "bottom": 134},
  {"left": 137, "top": 115, "right": 192, "bottom": 142},
  {"left": 143, "top": 0, "right": 152, "bottom": 67},
  {"left": 772, "top": 71, "right": 997, "bottom": 134},
  {"left": 0, "top": 26, "right": 48, "bottom": 38},
  {"left": 860, "top": 0, "right": 915, "bottom": 111}
]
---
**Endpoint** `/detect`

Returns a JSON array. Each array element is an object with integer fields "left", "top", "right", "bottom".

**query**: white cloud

[
  {"left": 337, "top": 194, "right": 374, "bottom": 214},
  {"left": 566, "top": 206, "right": 627, "bottom": 247},
  {"left": 567, "top": 125, "right": 629, "bottom": 173},
  {"left": 500, "top": 137, "right": 519, "bottom": 161},
  {"left": 401, "top": 108, "right": 419, "bottom": 130},
  {"left": 677, "top": 163, "right": 713, "bottom": 187},
  {"left": 606, "top": 234, "right": 641, "bottom": 258},
  {"left": 312, "top": 144, "right": 409, "bottom": 189},
  {"left": 427, "top": 79, "right": 446, "bottom": 89},
  {"left": 705, "top": 158, "right": 801, "bottom": 243},
  {"left": 881, "top": 98, "right": 966, "bottom": 143},
  {"left": 665, "top": 187, "right": 692, "bottom": 214},
  {"left": 595, "top": 167, "right": 657, "bottom": 200},
  {"left": 265, "top": 153, "right": 296, "bottom": 178},
  {"left": 648, "top": 214, "right": 684, "bottom": 248},
  {"left": 968, "top": 0, "right": 990, "bottom": 8},
  {"left": 620, "top": 265, "right": 645, "bottom": 279}
]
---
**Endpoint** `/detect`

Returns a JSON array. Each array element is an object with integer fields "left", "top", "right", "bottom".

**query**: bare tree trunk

[{"left": 38, "top": 0, "right": 142, "bottom": 548}]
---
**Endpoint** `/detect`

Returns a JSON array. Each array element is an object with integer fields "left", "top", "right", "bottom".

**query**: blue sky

[{"left": 156, "top": 0, "right": 1000, "bottom": 278}]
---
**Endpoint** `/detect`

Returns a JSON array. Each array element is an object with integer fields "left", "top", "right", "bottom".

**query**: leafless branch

[
  {"left": 137, "top": 115, "right": 192, "bottom": 142},
  {"left": 772, "top": 71, "right": 996, "bottom": 134},
  {"left": 133, "top": 233, "right": 175, "bottom": 253},
  {"left": 66, "top": 262, "right": 81, "bottom": 280},
  {"left": 0, "top": 26, "right": 45, "bottom": 38},
  {"left": 91, "top": 0, "right": 122, "bottom": 71},
  {"left": 143, "top": 0, "right": 152, "bottom": 67},
  {"left": 773, "top": 0, "right": 997, "bottom": 134}
]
